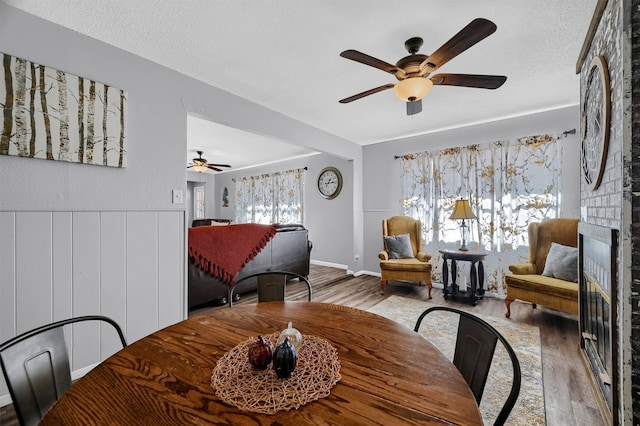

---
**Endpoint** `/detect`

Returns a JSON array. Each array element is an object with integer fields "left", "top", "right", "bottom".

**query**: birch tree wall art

[{"left": 1, "top": 52, "right": 127, "bottom": 167}]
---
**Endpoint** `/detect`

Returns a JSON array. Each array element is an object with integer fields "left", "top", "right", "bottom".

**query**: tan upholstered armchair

[
  {"left": 505, "top": 218, "right": 579, "bottom": 318},
  {"left": 379, "top": 216, "right": 432, "bottom": 298}
]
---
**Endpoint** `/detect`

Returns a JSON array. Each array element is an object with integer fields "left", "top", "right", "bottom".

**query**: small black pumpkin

[{"left": 272, "top": 337, "right": 297, "bottom": 379}]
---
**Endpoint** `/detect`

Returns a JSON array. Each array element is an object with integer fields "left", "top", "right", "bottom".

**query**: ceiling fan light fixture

[
  {"left": 394, "top": 77, "right": 433, "bottom": 102},
  {"left": 192, "top": 164, "right": 208, "bottom": 172}
]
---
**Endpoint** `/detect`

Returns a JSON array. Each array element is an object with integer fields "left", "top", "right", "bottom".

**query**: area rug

[{"left": 368, "top": 296, "right": 545, "bottom": 426}]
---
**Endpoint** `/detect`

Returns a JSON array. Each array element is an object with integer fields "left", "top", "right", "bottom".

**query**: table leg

[
  {"left": 451, "top": 259, "right": 457, "bottom": 290},
  {"left": 442, "top": 258, "right": 449, "bottom": 299},
  {"left": 469, "top": 262, "right": 478, "bottom": 305},
  {"left": 477, "top": 261, "right": 485, "bottom": 298}
]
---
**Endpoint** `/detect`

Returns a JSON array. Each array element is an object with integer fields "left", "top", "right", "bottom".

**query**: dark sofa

[{"left": 188, "top": 224, "right": 312, "bottom": 308}]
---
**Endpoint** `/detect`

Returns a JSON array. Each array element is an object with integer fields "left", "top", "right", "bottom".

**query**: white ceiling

[
  {"left": 5, "top": 0, "right": 597, "bottom": 170},
  {"left": 187, "top": 115, "right": 318, "bottom": 172}
]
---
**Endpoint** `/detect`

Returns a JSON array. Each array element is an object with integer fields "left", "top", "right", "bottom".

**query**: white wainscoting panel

[
  {"left": 72, "top": 212, "right": 102, "bottom": 370},
  {"left": 99, "top": 211, "right": 128, "bottom": 359},
  {"left": 0, "top": 212, "right": 16, "bottom": 360},
  {"left": 16, "top": 212, "right": 54, "bottom": 334},
  {"left": 158, "top": 211, "right": 184, "bottom": 329},
  {"left": 126, "top": 212, "right": 159, "bottom": 343},
  {"left": 52, "top": 212, "right": 73, "bottom": 323},
  {"left": 0, "top": 209, "right": 186, "bottom": 405}
]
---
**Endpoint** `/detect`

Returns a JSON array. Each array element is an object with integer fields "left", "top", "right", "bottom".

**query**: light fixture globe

[{"left": 394, "top": 77, "right": 433, "bottom": 102}]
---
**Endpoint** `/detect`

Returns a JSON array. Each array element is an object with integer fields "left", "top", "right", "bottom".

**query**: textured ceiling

[{"left": 5, "top": 0, "right": 597, "bottom": 169}]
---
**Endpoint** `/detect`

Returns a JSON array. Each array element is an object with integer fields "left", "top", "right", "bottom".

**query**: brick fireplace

[{"left": 577, "top": 0, "right": 639, "bottom": 423}]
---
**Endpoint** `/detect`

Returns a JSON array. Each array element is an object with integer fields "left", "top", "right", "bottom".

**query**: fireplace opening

[{"left": 578, "top": 222, "right": 618, "bottom": 424}]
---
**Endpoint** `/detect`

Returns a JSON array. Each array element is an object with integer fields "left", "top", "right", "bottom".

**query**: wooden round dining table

[{"left": 40, "top": 302, "right": 481, "bottom": 425}]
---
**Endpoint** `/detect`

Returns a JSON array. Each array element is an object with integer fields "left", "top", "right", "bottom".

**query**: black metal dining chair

[
  {"left": 228, "top": 271, "right": 312, "bottom": 307},
  {"left": 414, "top": 306, "right": 521, "bottom": 426},
  {"left": 0, "top": 315, "right": 127, "bottom": 426}
]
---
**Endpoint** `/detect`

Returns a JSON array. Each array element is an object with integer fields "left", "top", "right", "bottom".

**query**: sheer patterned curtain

[
  {"left": 235, "top": 168, "right": 305, "bottom": 224},
  {"left": 400, "top": 134, "right": 562, "bottom": 294}
]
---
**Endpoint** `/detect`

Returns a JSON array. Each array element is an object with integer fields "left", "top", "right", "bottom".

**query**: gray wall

[
  {"left": 0, "top": 0, "right": 585, "bottom": 408},
  {"left": 212, "top": 105, "right": 581, "bottom": 276},
  {"left": 0, "top": 4, "right": 193, "bottom": 404},
  {"left": 214, "top": 153, "right": 356, "bottom": 270},
  {"left": 0, "top": 2, "right": 361, "bottom": 405}
]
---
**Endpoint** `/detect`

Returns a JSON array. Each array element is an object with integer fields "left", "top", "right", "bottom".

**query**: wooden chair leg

[
  {"left": 380, "top": 279, "right": 387, "bottom": 295},
  {"left": 532, "top": 303, "right": 537, "bottom": 309},
  {"left": 505, "top": 297, "right": 514, "bottom": 318},
  {"left": 426, "top": 282, "right": 432, "bottom": 299}
]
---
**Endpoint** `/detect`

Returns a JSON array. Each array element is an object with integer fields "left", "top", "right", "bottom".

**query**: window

[
  {"left": 234, "top": 168, "right": 305, "bottom": 224},
  {"left": 400, "top": 134, "right": 563, "bottom": 293}
]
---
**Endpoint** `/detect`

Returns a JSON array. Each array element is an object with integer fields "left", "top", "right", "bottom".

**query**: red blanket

[{"left": 188, "top": 224, "right": 277, "bottom": 285}]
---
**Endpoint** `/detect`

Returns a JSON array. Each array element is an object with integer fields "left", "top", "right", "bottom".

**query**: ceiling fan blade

[
  {"left": 431, "top": 73, "right": 507, "bottom": 89},
  {"left": 406, "top": 99, "right": 422, "bottom": 116},
  {"left": 340, "top": 50, "right": 405, "bottom": 77},
  {"left": 339, "top": 84, "right": 395, "bottom": 104},
  {"left": 187, "top": 165, "right": 194, "bottom": 168},
  {"left": 209, "top": 163, "right": 231, "bottom": 168},
  {"left": 419, "top": 18, "right": 497, "bottom": 75},
  {"left": 207, "top": 165, "right": 223, "bottom": 172}
]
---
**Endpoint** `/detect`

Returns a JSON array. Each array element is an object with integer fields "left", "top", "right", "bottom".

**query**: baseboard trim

[
  {"left": 310, "top": 260, "right": 348, "bottom": 270},
  {"left": 355, "top": 270, "right": 378, "bottom": 277},
  {"left": 0, "top": 394, "right": 11, "bottom": 407},
  {"left": 71, "top": 363, "right": 98, "bottom": 380}
]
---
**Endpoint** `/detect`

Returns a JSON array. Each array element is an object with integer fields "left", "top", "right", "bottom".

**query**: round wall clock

[
  {"left": 581, "top": 55, "right": 611, "bottom": 191},
  {"left": 317, "top": 167, "right": 343, "bottom": 200}
]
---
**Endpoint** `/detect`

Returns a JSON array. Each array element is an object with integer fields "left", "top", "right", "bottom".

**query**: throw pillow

[
  {"left": 210, "top": 221, "right": 230, "bottom": 226},
  {"left": 384, "top": 233, "right": 414, "bottom": 259},
  {"left": 542, "top": 242, "right": 578, "bottom": 282}
]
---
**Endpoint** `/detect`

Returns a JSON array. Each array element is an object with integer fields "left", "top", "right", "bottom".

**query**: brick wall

[
  {"left": 580, "top": 1, "right": 623, "bottom": 229},
  {"left": 580, "top": 0, "right": 640, "bottom": 423},
  {"left": 630, "top": 1, "right": 640, "bottom": 423}
]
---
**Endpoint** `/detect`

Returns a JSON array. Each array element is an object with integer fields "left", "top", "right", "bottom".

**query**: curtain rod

[
  {"left": 231, "top": 166, "right": 307, "bottom": 182},
  {"left": 393, "top": 129, "right": 578, "bottom": 159}
]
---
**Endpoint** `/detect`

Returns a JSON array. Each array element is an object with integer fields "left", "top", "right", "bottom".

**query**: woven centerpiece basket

[{"left": 211, "top": 333, "right": 341, "bottom": 415}]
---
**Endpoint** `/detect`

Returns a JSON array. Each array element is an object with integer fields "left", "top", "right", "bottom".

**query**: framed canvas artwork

[{"left": 1, "top": 52, "right": 127, "bottom": 167}]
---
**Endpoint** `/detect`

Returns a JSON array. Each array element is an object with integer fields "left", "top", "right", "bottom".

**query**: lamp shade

[
  {"left": 393, "top": 77, "right": 433, "bottom": 101},
  {"left": 450, "top": 199, "right": 477, "bottom": 220}
]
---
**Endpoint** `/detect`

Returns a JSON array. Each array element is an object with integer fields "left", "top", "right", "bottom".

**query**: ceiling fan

[
  {"left": 187, "top": 151, "right": 231, "bottom": 172},
  {"left": 339, "top": 18, "right": 507, "bottom": 115}
]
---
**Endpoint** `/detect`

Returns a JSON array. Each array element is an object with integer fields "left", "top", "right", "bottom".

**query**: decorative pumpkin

[
  {"left": 277, "top": 321, "right": 303, "bottom": 352},
  {"left": 248, "top": 335, "right": 273, "bottom": 370},
  {"left": 273, "top": 337, "right": 297, "bottom": 378}
]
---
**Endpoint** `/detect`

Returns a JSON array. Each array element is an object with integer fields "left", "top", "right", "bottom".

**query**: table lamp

[{"left": 450, "top": 199, "right": 476, "bottom": 251}]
